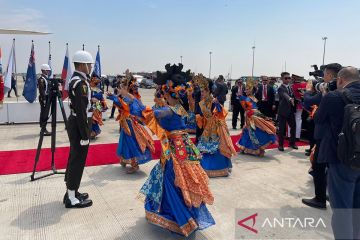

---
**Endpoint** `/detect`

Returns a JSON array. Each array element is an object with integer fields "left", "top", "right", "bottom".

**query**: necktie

[
  {"left": 263, "top": 84, "right": 268, "bottom": 101},
  {"left": 287, "top": 86, "right": 293, "bottom": 97}
]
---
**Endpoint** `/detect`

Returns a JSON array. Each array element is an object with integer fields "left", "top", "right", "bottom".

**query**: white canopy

[{"left": 0, "top": 29, "right": 51, "bottom": 35}]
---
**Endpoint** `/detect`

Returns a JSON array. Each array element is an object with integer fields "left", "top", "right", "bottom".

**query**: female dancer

[
  {"left": 108, "top": 70, "right": 155, "bottom": 173},
  {"left": 140, "top": 64, "right": 215, "bottom": 236},
  {"left": 236, "top": 78, "right": 277, "bottom": 157},
  {"left": 89, "top": 76, "right": 108, "bottom": 139},
  {"left": 195, "top": 74, "right": 236, "bottom": 177},
  {"left": 184, "top": 80, "right": 197, "bottom": 133}
]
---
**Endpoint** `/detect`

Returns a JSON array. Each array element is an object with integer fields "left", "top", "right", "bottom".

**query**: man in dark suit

[
  {"left": 231, "top": 79, "right": 245, "bottom": 129},
  {"left": 255, "top": 76, "right": 275, "bottom": 118},
  {"left": 213, "top": 75, "right": 228, "bottom": 105},
  {"left": 314, "top": 67, "right": 360, "bottom": 239},
  {"left": 277, "top": 72, "right": 297, "bottom": 151}
]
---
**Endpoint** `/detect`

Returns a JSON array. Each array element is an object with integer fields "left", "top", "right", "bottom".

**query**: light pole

[
  {"left": 322, "top": 37, "right": 327, "bottom": 65},
  {"left": 251, "top": 45, "right": 255, "bottom": 78},
  {"left": 180, "top": 55, "right": 183, "bottom": 64},
  {"left": 209, "top": 51, "right": 212, "bottom": 78}
]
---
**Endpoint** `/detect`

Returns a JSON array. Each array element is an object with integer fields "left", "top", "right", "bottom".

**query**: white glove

[{"left": 80, "top": 139, "right": 90, "bottom": 146}]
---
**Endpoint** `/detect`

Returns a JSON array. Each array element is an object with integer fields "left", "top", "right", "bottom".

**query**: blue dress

[
  {"left": 90, "top": 91, "right": 105, "bottom": 137},
  {"left": 140, "top": 105, "right": 215, "bottom": 237},
  {"left": 109, "top": 95, "right": 153, "bottom": 165},
  {"left": 197, "top": 98, "right": 235, "bottom": 177},
  {"left": 237, "top": 96, "right": 277, "bottom": 156}
]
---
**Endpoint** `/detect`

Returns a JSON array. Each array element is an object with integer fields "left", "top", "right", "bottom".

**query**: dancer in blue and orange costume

[
  {"left": 195, "top": 74, "right": 237, "bottom": 177},
  {"left": 107, "top": 70, "right": 155, "bottom": 173},
  {"left": 89, "top": 76, "right": 108, "bottom": 139},
  {"left": 236, "top": 78, "right": 277, "bottom": 157},
  {"left": 139, "top": 64, "right": 215, "bottom": 237},
  {"left": 184, "top": 80, "right": 197, "bottom": 134},
  {"left": 153, "top": 85, "right": 167, "bottom": 109}
]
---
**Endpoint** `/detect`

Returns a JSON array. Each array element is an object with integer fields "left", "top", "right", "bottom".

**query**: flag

[
  {"left": 23, "top": 42, "right": 37, "bottom": 103},
  {"left": 93, "top": 47, "right": 101, "bottom": 78},
  {"left": 61, "top": 44, "right": 72, "bottom": 100},
  {"left": 0, "top": 47, "right": 4, "bottom": 104},
  {"left": 48, "top": 53, "right": 53, "bottom": 78},
  {"left": 4, "top": 41, "right": 16, "bottom": 97}
]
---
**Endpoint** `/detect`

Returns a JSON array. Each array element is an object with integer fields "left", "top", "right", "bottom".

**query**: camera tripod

[{"left": 31, "top": 78, "right": 69, "bottom": 181}]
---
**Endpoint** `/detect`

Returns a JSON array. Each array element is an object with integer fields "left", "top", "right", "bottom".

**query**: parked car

[{"left": 139, "top": 78, "right": 156, "bottom": 89}]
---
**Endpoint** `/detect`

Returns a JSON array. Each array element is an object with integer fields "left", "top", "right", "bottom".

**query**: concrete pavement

[{"left": 0, "top": 88, "right": 333, "bottom": 240}]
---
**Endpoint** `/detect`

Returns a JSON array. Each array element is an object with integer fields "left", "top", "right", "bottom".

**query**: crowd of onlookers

[{"left": 228, "top": 65, "right": 360, "bottom": 239}]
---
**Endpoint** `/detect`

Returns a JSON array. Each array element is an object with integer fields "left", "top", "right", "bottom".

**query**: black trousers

[
  {"left": 65, "top": 116, "right": 91, "bottom": 191},
  {"left": 7, "top": 86, "right": 18, "bottom": 96},
  {"left": 258, "top": 101, "right": 274, "bottom": 118},
  {"left": 307, "top": 119, "right": 315, "bottom": 150},
  {"left": 312, "top": 140, "right": 327, "bottom": 202},
  {"left": 110, "top": 105, "right": 116, "bottom": 118},
  {"left": 278, "top": 113, "right": 296, "bottom": 146},
  {"left": 232, "top": 103, "right": 245, "bottom": 129},
  {"left": 39, "top": 101, "right": 48, "bottom": 129}
]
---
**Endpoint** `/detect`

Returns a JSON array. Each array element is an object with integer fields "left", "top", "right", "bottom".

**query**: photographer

[
  {"left": 37, "top": 64, "right": 52, "bottom": 136},
  {"left": 302, "top": 63, "right": 342, "bottom": 209},
  {"left": 314, "top": 67, "right": 360, "bottom": 239}
]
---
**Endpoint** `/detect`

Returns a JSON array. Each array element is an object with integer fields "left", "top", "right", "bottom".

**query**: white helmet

[
  {"left": 72, "top": 50, "right": 94, "bottom": 64},
  {"left": 40, "top": 63, "right": 51, "bottom": 71}
]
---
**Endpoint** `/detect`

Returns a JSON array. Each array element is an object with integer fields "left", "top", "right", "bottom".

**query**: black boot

[
  {"left": 64, "top": 198, "right": 92, "bottom": 208},
  {"left": 63, "top": 191, "right": 89, "bottom": 204},
  {"left": 43, "top": 129, "right": 52, "bottom": 136},
  {"left": 290, "top": 144, "right": 298, "bottom": 150},
  {"left": 302, "top": 197, "right": 326, "bottom": 209},
  {"left": 64, "top": 192, "right": 92, "bottom": 209}
]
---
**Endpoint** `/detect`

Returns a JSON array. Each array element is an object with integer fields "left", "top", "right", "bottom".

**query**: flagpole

[
  {"left": 13, "top": 39, "right": 18, "bottom": 102},
  {"left": 65, "top": 43, "right": 70, "bottom": 104},
  {"left": 13, "top": 39, "right": 17, "bottom": 75}
]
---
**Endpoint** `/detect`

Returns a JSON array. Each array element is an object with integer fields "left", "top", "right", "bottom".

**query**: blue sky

[{"left": 0, "top": 0, "right": 359, "bottom": 78}]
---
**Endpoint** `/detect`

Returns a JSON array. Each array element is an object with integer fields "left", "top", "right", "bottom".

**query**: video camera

[
  {"left": 309, "top": 65, "right": 337, "bottom": 93},
  {"left": 48, "top": 78, "right": 63, "bottom": 92},
  {"left": 309, "top": 65, "right": 325, "bottom": 79}
]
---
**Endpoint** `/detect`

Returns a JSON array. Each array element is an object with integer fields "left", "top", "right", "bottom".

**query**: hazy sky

[{"left": 0, "top": 0, "right": 359, "bottom": 78}]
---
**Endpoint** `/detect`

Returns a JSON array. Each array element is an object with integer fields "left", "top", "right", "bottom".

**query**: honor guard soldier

[
  {"left": 63, "top": 50, "right": 94, "bottom": 208},
  {"left": 38, "top": 64, "right": 52, "bottom": 136}
]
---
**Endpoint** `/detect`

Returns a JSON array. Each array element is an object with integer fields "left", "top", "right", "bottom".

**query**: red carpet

[{"left": 0, "top": 136, "right": 308, "bottom": 175}]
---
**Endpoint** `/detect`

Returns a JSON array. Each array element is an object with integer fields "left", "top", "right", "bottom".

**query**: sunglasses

[{"left": 284, "top": 77, "right": 291, "bottom": 80}]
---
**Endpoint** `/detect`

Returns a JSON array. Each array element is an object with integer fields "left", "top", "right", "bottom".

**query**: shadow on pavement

[
  {"left": 85, "top": 164, "right": 148, "bottom": 187},
  {"left": 11, "top": 201, "right": 66, "bottom": 230},
  {"left": 115, "top": 217, "right": 210, "bottom": 240}
]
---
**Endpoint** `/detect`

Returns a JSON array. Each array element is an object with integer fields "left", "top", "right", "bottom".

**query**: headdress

[
  {"left": 193, "top": 73, "right": 209, "bottom": 91},
  {"left": 245, "top": 78, "right": 255, "bottom": 90},
  {"left": 121, "top": 69, "right": 136, "bottom": 88},
  {"left": 90, "top": 76, "right": 101, "bottom": 88},
  {"left": 154, "top": 63, "right": 191, "bottom": 99}
]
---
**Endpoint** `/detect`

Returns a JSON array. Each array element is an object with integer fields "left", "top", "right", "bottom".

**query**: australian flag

[{"left": 23, "top": 42, "right": 37, "bottom": 103}]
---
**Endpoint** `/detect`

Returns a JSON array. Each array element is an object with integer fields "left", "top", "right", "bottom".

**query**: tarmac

[{"left": 0, "top": 88, "right": 334, "bottom": 240}]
